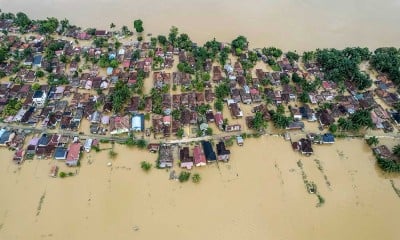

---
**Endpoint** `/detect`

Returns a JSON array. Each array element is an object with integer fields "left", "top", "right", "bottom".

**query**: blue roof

[
  {"left": 38, "top": 134, "right": 50, "bottom": 146},
  {"left": 33, "top": 90, "right": 44, "bottom": 98},
  {"left": 54, "top": 147, "right": 68, "bottom": 159},
  {"left": 33, "top": 55, "right": 42, "bottom": 65},
  {"left": 108, "top": 53, "right": 116, "bottom": 60},
  {"left": 107, "top": 67, "right": 113, "bottom": 75},
  {"left": 322, "top": 133, "right": 335, "bottom": 143},
  {"left": 0, "top": 131, "right": 11, "bottom": 144},
  {"left": 201, "top": 141, "right": 216, "bottom": 161}
]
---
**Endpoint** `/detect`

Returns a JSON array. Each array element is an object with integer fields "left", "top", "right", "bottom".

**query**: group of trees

[
  {"left": 315, "top": 48, "right": 372, "bottom": 90},
  {"left": 370, "top": 47, "right": 400, "bottom": 85},
  {"left": 337, "top": 109, "right": 373, "bottom": 132},
  {"left": 110, "top": 80, "right": 131, "bottom": 113},
  {"left": 231, "top": 36, "right": 248, "bottom": 55},
  {"left": 2, "top": 98, "right": 22, "bottom": 117}
]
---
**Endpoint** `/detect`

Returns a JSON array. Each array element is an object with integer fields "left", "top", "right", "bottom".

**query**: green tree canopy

[{"left": 133, "top": 19, "right": 144, "bottom": 33}]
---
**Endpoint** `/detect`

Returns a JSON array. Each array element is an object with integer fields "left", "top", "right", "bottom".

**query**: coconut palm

[
  {"left": 393, "top": 145, "right": 400, "bottom": 158},
  {"left": 366, "top": 136, "right": 379, "bottom": 146}
]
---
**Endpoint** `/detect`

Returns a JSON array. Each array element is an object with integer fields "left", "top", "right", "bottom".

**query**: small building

[
  {"left": 236, "top": 135, "right": 244, "bottom": 146},
  {"left": 54, "top": 147, "right": 68, "bottom": 160},
  {"left": 158, "top": 145, "right": 173, "bottom": 168},
  {"left": 322, "top": 133, "right": 335, "bottom": 144},
  {"left": 66, "top": 143, "right": 81, "bottom": 166},
  {"left": 13, "top": 149, "right": 25, "bottom": 164},
  {"left": 216, "top": 141, "right": 230, "bottom": 162},
  {"left": 193, "top": 145, "right": 206, "bottom": 167},
  {"left": 32, "top": 90, "right": 47, "bottom": 107},
  {"left": 180, "top": 147, "right": 193, "bottom": 170},
  {"left": 147, "top": 143, "right": 160, "bottom": 153},
  {"left": 201, "top": 141, "right": 217, "bottom": 163},
  {"left": 131, "top": 114, "right": 145, "bottom": 132},
  {"left": 299, "top": 138, "right": 313, "bottom": 156},
  {"left": 84, "top": 138, "right": 93, "bottom": 152}
]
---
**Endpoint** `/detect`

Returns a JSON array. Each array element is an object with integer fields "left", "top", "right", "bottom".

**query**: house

[
  {"left": 193, "top": 145, "right": 206, "bottom": 167},
  {"left": 291, "top": 107, "right": 302, "bottom": 121},
  {"left": 298, "top": 138, "right": 313, "bottom": 155},
  {"left": 158, "top": 145, "right": 173, "bottom": 168},
  {"left": 84, "top": 139, "right": 93, "bottom": 152},
  {"left": 147, "top": 143, "right": 160, "bottom": 153},
  {"left": 90, "top": 111, "right": 101, "bottom": 124},
  {"left": 54, "top": 147, "right": 68, "bottom": 160},
  {"left": 131, "top": 114, "right": 145, "bottom": 132},
  {"left": 110, "top": 115, "right": 130, "bottom": 135},
  {"left": 202, "top": 141, "right": 217, "bottom": 163},
  {"left": 180, "top": 147, "right": 193, "bottom": 169},
  {"left": 286, "top": 121, "right": 305, "bottom": 130},
  {"left": 228, "top": 101, "right": 243, "bottom": 118},
  {"left": 66, "top": 142, "right": 81, "bottom": 166},
  {"left": 373, "top": 145, "right": 392, "bottom": 159},
  {"left": 236, "top": 135, "right": 244, "bottom": 146},
  {"left": 216, "top": 141, "right": 230, "bottom": 161},
  {"left": 322, "top": 133, "right": 335, "bottom": 144},
  {"left": 226, "top": 124, "right": 241, "bottom": 132},
  {"left": 214, "top": 112, "right": 224, "bottom": 130},
  {"left": 317, "top": 109, "right": 335, "bottom": 128},
  {"left": 32, "top": 90, "right": 47, "bottom": 107},
  {"left": 0, "top": 130, "right": 14, "bottom": 146},
  {"left": 13, "top": 149, "right": 25, "bottom": 164}
]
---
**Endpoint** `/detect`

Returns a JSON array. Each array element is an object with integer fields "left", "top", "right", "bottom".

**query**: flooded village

[{"left": 1, "top": 10, "right": 400, "bottom": 240}]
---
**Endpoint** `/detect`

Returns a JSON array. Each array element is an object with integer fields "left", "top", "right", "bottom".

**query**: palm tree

[
  {"left": 393, "top": 145, "right": 400, "bottom": 158},
  {"left": 110, "top": 22, "right": 115, "bottom": 29},
  {"left": 366, "top": 136, "right": 379, "bottom": 146}
]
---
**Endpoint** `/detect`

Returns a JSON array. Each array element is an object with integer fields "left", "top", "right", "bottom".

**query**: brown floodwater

[
  {"left": 0, "top": 138, "right": 400, "bottom": 240},
  {"left": 1, "top": 0, "right": 400, "bottom": 51}
]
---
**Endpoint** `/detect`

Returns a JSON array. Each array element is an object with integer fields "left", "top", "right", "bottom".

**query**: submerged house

[
  {"left": 201, "top": 141, "right": 217, "bottom": 163},
  {"left": 54, "top": 147, "right": 68, "bottom": 160},
  {"left": 66, "top": 142, "right": 81, "bottom": 166},
  {"left": 110, "top": 115, "right": 130, "bottom": 135},
  {"left": 158, "top": 145, "right": 173, "bottom": 168},
  {"left": 180, "top": 147, "right": 193, "bottom": 169},
  {"left": 193, "top": 145, "right": 206, "bottom": 167},
  {"left": 298, "top": 138, "right": 313, "bottom": 156},
  {"left": 131, "top": 114, "right": 145, "bottom": 132},
  {"left": 216, "top": 141, "right": 230, "bottom": 161}
]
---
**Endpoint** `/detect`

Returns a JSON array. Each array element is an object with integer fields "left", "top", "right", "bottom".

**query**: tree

[
  {"left": 262, "top": 47, "right": 283, "bottom": 58},
  {"left": 177, "top": 128, "right": 184, "bottom": 139},
  {"left": 157, "top": 35, "right": 167, "bottom": 45},
  {"left": 178, "top": 171, "right": 191, "bottom": 182},
  {"left": 205, "top": 127, "right": 213, "bottom": 136},
  {"left": 231, "top": 36, "right": 248, "bottom": 55},
  {"left": 140, "top": 161, "right": 152, "bottom": 172},
  {"left": 136, "top": 139, "right": 147, "bottom": 149},
  {"left": 32, "top": 83, "right": 41, "bottom": 91},
  {"left": 110, "top": 22, "right": 115, "bottom": 29},
  {"left": 38, "top": 17, "right": 59, "bottom": 35},
  {"left": 215, "top": 83, "right": 230, "bottom": 99},
  {"left": 252, "top": 112, "right": 267, "bottom": 131},
  {"left": 121, "top": 25, "right": 130, "bottom": 35},
  {"left": 393, "top": 145, "right": 400, "bottom": 158},
  {"left": 366, "top": 136, "right": 379, "bottom": 146},
  {"left": 329, "top": 124, "right": 338, "bottom": 133},
  {"left": 133, "top": 19, "right": 144, "bottom": 33},
  {"left": 214, "top": 98, "right": 224, "bottom": 111},
  {"left": 36, "top": 70, "right": 44, "bottom": 78},
  {"left": 286, "top": 51, "right": 299, "bottom": 63},
  {"left": 192, "top": 173, "right": 201, "bottom": 183},
  {"left": 0, "top": 47, "right": 8, "bottom": 63},
  {"left": 168, "top": 26, "right": 179, "bottom": 45},
  {"left": 15, "top": 12, "right": 31, "bottom": 32},
  {"left": 172, "top": 109, "right": 181, "bottom": 120}
]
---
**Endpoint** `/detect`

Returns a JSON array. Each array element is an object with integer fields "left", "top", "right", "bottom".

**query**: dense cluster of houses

[{"left": 1, "top": 17, "right": 400, "bottom": 168}]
